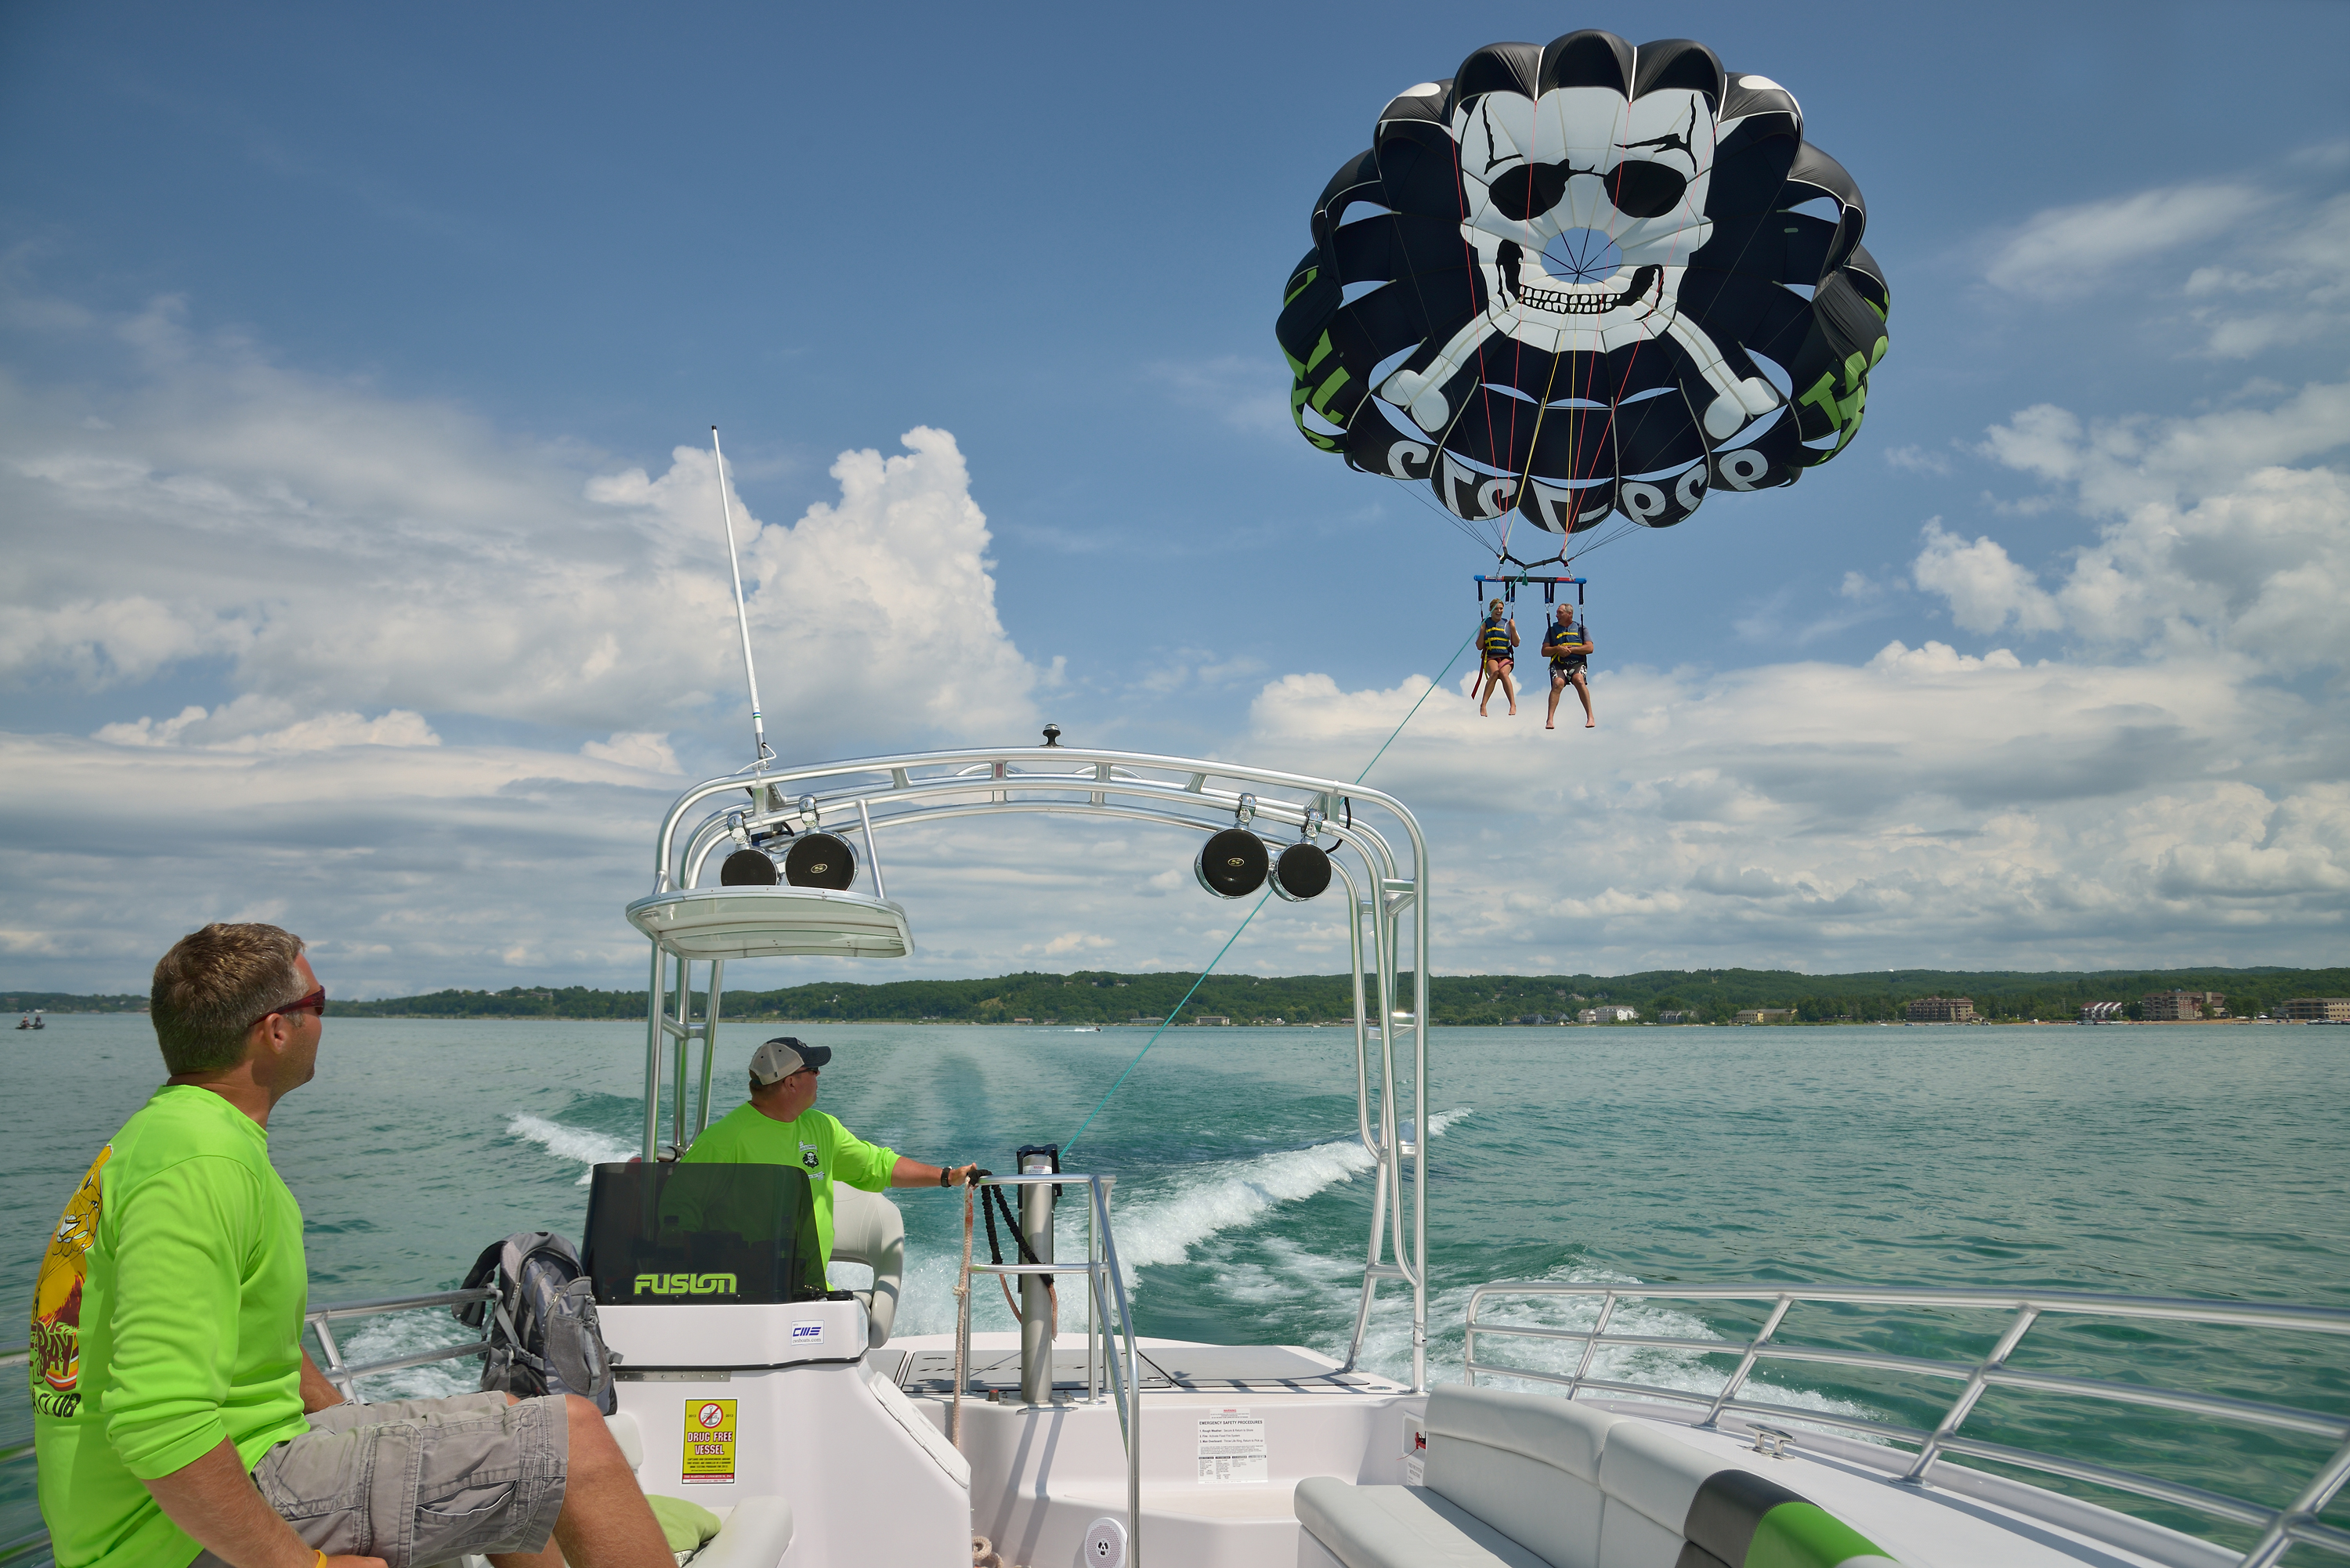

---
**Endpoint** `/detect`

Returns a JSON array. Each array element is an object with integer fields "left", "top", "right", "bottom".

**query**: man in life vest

[
  {"left": 1542, "top": 602, "right": 1596, "bottom": 730},
  {"left": 1475, "top": 599, "right": 1519, "bottom": 717}
]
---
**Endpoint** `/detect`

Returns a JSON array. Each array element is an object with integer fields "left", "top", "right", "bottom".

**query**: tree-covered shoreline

[{"left": 14, "top": 967, "right": 2343, "bottom": 1027}]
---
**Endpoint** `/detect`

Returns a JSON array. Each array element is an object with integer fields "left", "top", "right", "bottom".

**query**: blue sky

[{"left": 4, "top": 2, "right": 2346, "bottom": 994}]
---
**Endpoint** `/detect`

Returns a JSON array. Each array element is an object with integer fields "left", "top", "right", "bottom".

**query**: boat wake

[
  {"left": 317, "top": 1310, "right": 483, "bottom": 1402},
  {"left": 887, "top": 1111, "right": 1474, "bottom": 1338},
  {"left": 1110, "top": 1109, "right": 1473, "bottom": 1276},
  {"left": 504, "top": 1112, "right": 633, "bottom": 1184}
]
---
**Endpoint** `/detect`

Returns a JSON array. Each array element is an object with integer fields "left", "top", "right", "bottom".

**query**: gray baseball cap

[{"left": 749, "top": 1036, "right": 833, "bottom": 1084}]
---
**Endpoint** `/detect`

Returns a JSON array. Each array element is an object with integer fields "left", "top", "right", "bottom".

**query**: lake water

[{"left": 8, "top": 1016, "right": 2347, "bottom": 1554}]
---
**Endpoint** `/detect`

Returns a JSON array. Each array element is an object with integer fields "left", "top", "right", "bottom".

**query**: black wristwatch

[{"left": 938, "top": 1165, "right": 952, "bottom": 1187}]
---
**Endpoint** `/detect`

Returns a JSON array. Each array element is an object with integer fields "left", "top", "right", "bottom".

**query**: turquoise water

[{"left": 8, "top": 1017, "right": 2348, "bottom": 1555}]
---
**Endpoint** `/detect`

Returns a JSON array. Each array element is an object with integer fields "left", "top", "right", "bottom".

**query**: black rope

[{"left": 979, "top": 1183, "right": 1046, "bottom": 1269}]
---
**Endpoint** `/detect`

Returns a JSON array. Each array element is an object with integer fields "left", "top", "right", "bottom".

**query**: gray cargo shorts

[{"left": 191, "top": 1391, "right": 568, "bottom": 1568}]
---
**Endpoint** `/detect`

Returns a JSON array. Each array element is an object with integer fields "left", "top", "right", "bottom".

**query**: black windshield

[{"left": 582, "top": 1161, "right": 826, "bottom": 1306}]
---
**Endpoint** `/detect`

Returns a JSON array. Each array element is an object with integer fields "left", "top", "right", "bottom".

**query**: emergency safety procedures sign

[
  {"left": 684, "top": 1398, "right": 737, "bottom": 1483},
  {"left": 1196, "top": 1409, "right": 1268, "bottom": 1484}
]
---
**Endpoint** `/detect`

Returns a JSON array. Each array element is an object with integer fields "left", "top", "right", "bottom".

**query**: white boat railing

[
  {"left": 953, "top": 1171, "right": 1146, "bottom": 1567},
  {"left": 1465, "top": 1281, "right": 2350, "bottom": 1568}
]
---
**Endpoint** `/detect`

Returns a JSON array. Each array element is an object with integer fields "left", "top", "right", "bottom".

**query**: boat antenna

[{"left": 710, "top": 425, "right": 772, "bottom": 773}]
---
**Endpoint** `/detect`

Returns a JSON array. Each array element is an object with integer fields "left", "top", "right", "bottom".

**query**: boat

[
  {"left": 205, "top": 742, "right": 2350, "bottom": 1568},
  {"left": 9, "top": 446, "right": 2345, "bottom": 1568}
]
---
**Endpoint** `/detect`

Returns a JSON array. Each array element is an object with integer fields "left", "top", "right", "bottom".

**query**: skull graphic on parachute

[{"left": 1278, "top": 30, "right": 1889, "bottom": 548}]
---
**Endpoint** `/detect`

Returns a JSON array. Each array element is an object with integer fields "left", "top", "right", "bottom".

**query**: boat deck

[{"left": 884, "top": 1341, "right": 1406, "bottom": 1397}]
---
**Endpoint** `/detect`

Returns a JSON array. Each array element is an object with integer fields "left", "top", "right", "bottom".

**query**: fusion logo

[{"left": 632, "top": 1272, "right": 739, "bottom": 1297}]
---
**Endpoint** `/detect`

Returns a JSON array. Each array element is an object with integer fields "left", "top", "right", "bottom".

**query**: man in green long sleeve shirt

[
  {"left": 32, "top": 923, "right": 672, "bottom": 1568},
  {"left": 682, "top": 1037, "right": 978, "bottom": 1282}
]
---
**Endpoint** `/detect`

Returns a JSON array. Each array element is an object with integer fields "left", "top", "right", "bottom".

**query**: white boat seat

[
  {"left": 1296, "top": 1385, "right": 1900, "bottom": 1568},
  {"left": 685, "top": 1497, "right": 795, "bottom": 1568},
  {"left": 608, "top": 1410, "right": 645, "bottom": 1467},
  {"left": 1295, "top": 1480, "right": 1553, "bottom": 1568},
  {"left": 830, "top": 1183, "right": 903, "bottom": 1347}
]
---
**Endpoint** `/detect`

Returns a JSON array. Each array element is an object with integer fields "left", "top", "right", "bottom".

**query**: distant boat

[{"left": 16, "top": 1012, "right": 42, "bottom": 1030}]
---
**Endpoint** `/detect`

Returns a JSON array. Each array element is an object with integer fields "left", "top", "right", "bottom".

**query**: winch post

[{"left": 1019, "top": 1147, "right": 1057, "bottom": 1404}]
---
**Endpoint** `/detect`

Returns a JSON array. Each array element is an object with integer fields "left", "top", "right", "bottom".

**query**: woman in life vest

[
  {"left": 1475, "top": 598, "right": 1519, "bottom": 717},
  {"left": 1542, "top": 602, "right": 1596, "bottom": 730}
]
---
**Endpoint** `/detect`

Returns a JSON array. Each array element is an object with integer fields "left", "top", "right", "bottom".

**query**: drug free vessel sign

[{"left": 684, "top": 1398, "right": 737, "bottom": 1483}]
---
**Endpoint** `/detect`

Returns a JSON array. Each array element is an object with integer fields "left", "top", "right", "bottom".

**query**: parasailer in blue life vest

[
  {"left": 1542, "top": 603, "right": 1596, "bottom": 731},
  {"left": 1475, "top": 600, "right": 1519, "bottom": 717}
]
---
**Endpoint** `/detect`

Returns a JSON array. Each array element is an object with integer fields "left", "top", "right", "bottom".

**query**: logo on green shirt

[{"left": 633, "top": 1272, "right": 739, "bottom": 1297}]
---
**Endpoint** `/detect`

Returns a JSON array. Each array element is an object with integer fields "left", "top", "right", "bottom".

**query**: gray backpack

[{"left": 456, "top": 1230, "right": 618, "bottom": 1414}]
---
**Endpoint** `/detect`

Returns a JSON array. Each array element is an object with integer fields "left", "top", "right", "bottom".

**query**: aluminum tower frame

[{"left": 632, "top": 745, "right": 1436, "bottom": 1391}]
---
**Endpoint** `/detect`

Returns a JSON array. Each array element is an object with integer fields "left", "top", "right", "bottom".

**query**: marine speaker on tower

[
  {"left": 783, "top": 832, "right": 859, "bottom": 891},
  {"left": 1268, "top": 842, "right": 1333, "bottom": 902},
  {"left": 1195, "top": 829, "right": 1271, "bottom": 899}
]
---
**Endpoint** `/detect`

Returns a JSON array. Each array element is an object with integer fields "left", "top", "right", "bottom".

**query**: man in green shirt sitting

[
  {"left": 683, "top": 1038, "right": 978, "bottom": 1281},
  {"left": 32, "top": 923, "right": 672, "bottom": 1568}
]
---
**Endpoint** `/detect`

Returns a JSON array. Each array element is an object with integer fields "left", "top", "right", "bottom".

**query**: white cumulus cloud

[
  {"left": 1911, "top": 520, "right": 2063, "bottom": 636},
  {"left": 0, "top": 296, "right": 1042, "bottom": 756},
  {"left": 1969, "top": 378, "right": 2350, "bottom": 670}
]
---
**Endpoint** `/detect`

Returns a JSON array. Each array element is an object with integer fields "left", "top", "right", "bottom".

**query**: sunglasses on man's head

[{"left": 248, "top": 987, "right": 327, "bottom": 1032}]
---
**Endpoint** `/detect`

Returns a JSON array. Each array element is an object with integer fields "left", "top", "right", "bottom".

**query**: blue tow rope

[{"left": 1064, "top": 627, "right": 1478, "bottom": 1152}]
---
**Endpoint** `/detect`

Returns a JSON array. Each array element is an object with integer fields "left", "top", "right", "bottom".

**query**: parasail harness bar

[{"left": 1475, "top": 573, "right": 1585, "bottom": 605}]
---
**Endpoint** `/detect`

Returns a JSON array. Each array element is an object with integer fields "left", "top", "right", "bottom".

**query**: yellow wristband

[{"left": 316, "top": 1552, "right": 329, "bottom": 1568}]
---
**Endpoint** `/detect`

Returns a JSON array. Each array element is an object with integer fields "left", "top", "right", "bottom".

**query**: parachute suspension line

[
  {"left": 1063, "top": 621, "right": 1481, "bottom": 1154},
  {"left": 1498, "top": 344, "right": 1571, "bottom": 567},
  {"left": 710, "top": 427, "right": 772, "bottom": 774}
]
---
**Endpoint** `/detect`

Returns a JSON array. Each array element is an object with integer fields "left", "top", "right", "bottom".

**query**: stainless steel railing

[
  {"left": 306, "top": 1285, "right": 498, "bottom": 1401},
  {"left": 952, "top": 1172, "right": 1144, "bottom": 1568},
  {"left": 0, "top": 1342, "right": 39, "bottom": 1568},
  {"left": 1465, "top": 1281, "right": 2350, "bottom": 1568}
]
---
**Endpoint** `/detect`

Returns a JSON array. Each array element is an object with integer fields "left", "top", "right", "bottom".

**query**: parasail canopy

[{"left": 1277, "top": 30, "right": 1889, "bottom": 551}]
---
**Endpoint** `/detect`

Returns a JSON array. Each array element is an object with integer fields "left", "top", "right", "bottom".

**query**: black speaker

[
  {"left": 1269, "top": 842, "right": 1332, "bottom": 902},
  {"left": 719, "top": 847, "right": 779, "bottom": 886},
  {"left": 783, "top": 831, "right": 858, "bottom": 891},
  {"left": 1194, "top": 828, "right": 1269, "bottom": 898}
]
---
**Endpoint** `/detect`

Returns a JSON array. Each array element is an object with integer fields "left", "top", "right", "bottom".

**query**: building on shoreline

[
  {"left": 1733, "top": 1008, "right": 1792, "bottom": 1025},
  {"left": 1906, "top": 996, "right": 1976, "bottom": 1022},
  {"left": 1579, "top": 1004, "right": 1641, "bottom": 1024},
  {"left": 2143, "top": 990, "right": 2225, "bottom": 1021},
  {"left": 2078, "top": 1001, "right": 2127, "bottom": 1023},
  {"left": 2281, "top": 998, "right": 2350, "bottom": 1021}
]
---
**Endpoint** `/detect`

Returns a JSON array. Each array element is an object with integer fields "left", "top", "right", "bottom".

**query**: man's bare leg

[
  {"left": 1547, "top": 674, "right": 1564, "bottom": 728},
  {"left": 1572, "top": 670, "right": 1595, "bottom": 728},
  {"left": 491, "top": 1396, "right": 671, "bottom": 1568}
]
